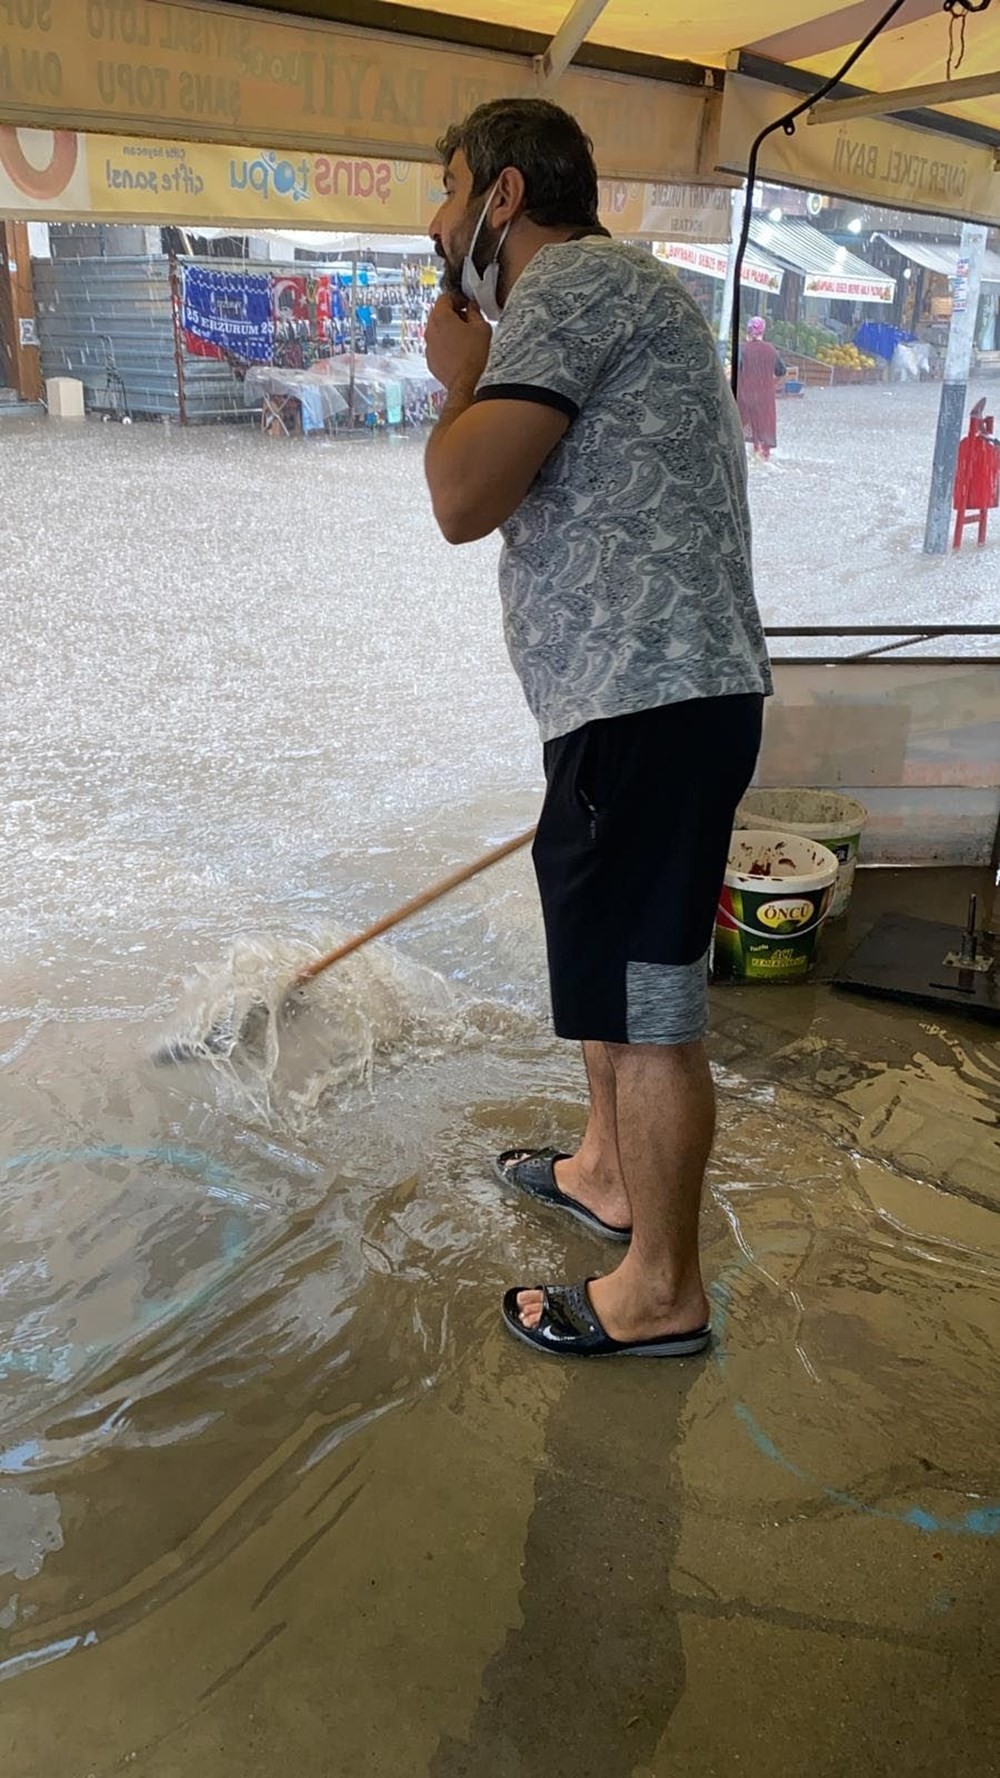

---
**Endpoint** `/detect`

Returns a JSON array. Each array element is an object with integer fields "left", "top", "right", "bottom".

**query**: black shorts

[{"left": 532, "top": 695, "right": 764, "bottom": 1045}]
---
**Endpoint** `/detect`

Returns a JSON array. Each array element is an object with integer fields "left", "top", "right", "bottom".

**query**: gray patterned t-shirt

[{"left": 474, "top": 237, "right": 772, "bottom": 742}]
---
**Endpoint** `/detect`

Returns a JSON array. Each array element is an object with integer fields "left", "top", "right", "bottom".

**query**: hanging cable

[
  {"left": 946, "top": 10, "right": 965, "bottom": 80},
  {"left": 729, "top": 0, "right": 992, "bottom": 399},
  {"left": 945, "top": 0, "right": 991, "bottom": 75}
]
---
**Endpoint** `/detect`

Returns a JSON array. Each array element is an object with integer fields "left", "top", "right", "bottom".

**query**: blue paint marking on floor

[
  {"left": 0, "top": 1143, "right": 262, "bottom": 1388},
  {"left": 0, "top": 1630, "right": 99, "bottom": 1684},
  {"left": 1, "top": 1143, "right": 259, "bottom": 1208},
  {"left": 710, "top": 1272, "right": 999, "bottom": 1539}
]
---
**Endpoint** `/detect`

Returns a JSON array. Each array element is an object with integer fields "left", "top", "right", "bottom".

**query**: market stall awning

[
  {"left": 186, "top": 226, "right": 439, "bottom": 257},
  {"left": 654, "top": 240, "right": 785, "bottom": 293},
  {"left": 1, "top": 1, "right": 1000, "bottom": 220},
  {"left": 750, "top": 216, "right": 896, "bottom": 303},
  {"left": 294, "top": 0, "right": 1000, "bottom": 137},
  {"left": 876, "top": 235, "right": 1000, "bottom": 287}
]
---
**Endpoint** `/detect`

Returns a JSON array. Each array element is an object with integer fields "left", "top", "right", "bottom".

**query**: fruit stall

[
  {"left": 813, "top": 342, "right": 880, "bottom": 382},
  {"left": 769, "top": 320, "right": 879, "bottom": 388}
]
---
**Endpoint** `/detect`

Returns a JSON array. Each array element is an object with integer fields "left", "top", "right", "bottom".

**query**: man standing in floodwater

[{"left": 424, "top": 99, "right": 772, "bottom": 1359}]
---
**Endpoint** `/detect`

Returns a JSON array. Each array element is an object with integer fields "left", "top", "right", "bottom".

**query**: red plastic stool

[{"left": 953, "top": 400, "right": 1000, "bottom": 549}]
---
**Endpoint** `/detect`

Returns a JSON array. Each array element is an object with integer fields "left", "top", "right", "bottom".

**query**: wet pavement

[{"left": 2, "top": 410, "right": 999, "bottom": 1774}]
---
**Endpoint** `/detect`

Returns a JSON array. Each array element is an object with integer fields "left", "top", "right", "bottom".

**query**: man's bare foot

[
  {"left": 514, "top": 1255, "right": 708, "bottom": 1341},
  {"left": 550, "top": 1153, "right": 631, "bottom": 1234}
]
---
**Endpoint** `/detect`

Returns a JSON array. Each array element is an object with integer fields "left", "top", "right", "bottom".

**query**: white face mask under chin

[{"left": 461, "top": 182, "right": 512, "bottom": 324}]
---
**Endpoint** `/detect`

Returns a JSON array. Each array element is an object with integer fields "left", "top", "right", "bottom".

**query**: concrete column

[{"left": 923, "top": 223, "right": 988, "bottom": 555}]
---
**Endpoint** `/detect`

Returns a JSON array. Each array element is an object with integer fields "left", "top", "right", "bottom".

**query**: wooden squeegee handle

[{"left": 293, "top": 825, "right": 537, "bottom": 986}]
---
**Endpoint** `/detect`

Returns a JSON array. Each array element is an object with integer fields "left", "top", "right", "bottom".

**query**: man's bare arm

[{"left": 425, "top": 378, "right": 569, "bottom": 545}]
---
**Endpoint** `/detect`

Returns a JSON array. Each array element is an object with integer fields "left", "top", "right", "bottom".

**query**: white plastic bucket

[
  {"left": 714, "top": 831, "right": 839, "bottom": 983},
  {"left": 734, "top": 790, "right": 868, "bottom": 920}
]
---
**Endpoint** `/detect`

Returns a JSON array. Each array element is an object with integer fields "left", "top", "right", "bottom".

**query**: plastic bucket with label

[
  {"left": 734, "top": 790, "right": 868, "bottom": 920},
  {"left": 713, "top": 831, "right": 839, "bottom": 983}
]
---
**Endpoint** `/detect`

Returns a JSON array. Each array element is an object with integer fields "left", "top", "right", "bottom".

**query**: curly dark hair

[{"left": 437, "top": 98, "right": 609, "bottom": 233}]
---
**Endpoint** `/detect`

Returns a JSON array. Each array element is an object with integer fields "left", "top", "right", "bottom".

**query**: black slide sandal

[
  {"left": 493, "top": 1147, "right": 632, "bottom": 1242},
  {"left": 502, "top": 1279, "right": 711, "bottom": 1359}
]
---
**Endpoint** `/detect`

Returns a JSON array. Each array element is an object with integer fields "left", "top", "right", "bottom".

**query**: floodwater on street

[
  {"left": 750, "top": 375, "right": 1000, "bottom": 630},
  {"left": 1, "top": 383, "right": 999, "bottom": 1775}
]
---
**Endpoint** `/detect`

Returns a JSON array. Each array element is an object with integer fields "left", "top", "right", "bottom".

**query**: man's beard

[
  {"left": 436, "top": 245, "right": 464, "bottom": 297},
  {"left": 435, "top": 210, "right": 501, "bottom": 300}
]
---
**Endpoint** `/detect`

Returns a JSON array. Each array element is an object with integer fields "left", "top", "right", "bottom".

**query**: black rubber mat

[{"left": 834, "top": 913, "right": 1000, "bottom": 1023}]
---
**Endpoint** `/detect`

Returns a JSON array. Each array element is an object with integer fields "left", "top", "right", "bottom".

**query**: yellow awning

[
  {"left": 1, "top": 0, "right": 998, "bottom": 220},
  {"left": 293, "top": 0, "right": 1000, "bottom": 134},
  {"left": 0, "top": 129, "right": 732, "bottom": 241}
]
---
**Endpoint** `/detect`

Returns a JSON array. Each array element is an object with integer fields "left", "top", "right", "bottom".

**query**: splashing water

[{"left": 154, "top": 928, "right": 538, "bottom": 1130}]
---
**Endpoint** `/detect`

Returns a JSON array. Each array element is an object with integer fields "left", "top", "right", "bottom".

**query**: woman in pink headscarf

[{"left": 737, "top": 315, "right": 786, "bottom": 461}]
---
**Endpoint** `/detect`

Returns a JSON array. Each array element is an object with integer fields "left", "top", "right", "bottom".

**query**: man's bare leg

[
  {"left": 517, "top": 1039, "right": 713, "bottom": 1339},
  {"left": 552, "top": 1040, "right": 631, "bottom": 1231}
]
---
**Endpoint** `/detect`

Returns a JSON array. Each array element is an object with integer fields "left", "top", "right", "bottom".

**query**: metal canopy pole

[
  {"left": 717, "top": 185, "right": 746, "bottom": 362},
  {"left": 923, "top": 222, "right": 988, "bottom": 555},
  {"left": 168, "top": 252, "right": 188, "bottom": 427},
  {"left": 348, "top": 250, "right": 358, "bottom": 427},
  {"left": 535, "top": 0, "right": 613, "bottom": 84},
  {"left": 809, "top": 67, "right": 1000, "bottom": 125}
]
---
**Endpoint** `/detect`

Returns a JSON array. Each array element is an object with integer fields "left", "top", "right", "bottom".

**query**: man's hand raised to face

[
  {"left": 425, "top": 294, "right": 492, "bottom": 394},
  {"left": 423, "top": 285, "right": 568, "bottom": 547}
]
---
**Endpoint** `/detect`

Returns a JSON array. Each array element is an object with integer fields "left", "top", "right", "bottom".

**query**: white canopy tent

[
  {"left": 876, "top": 234, "right": 1000, "bottom": 285},
  {"left": 750, "top": 217, "right": 896, "bottom": 304}
]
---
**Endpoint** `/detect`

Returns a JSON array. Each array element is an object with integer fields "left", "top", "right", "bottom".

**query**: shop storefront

[{"left": 877, "top": 234, "right": 1000, "bottom": 360}]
